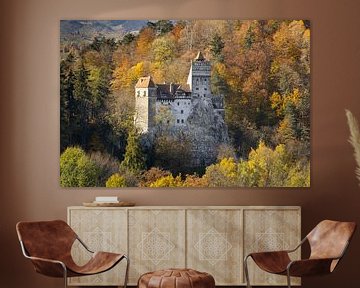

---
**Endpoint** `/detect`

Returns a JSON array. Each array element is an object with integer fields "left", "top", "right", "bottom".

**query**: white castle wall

[
  {"left": 134, "top": 87, "right": 156, "bottom": 133},
  {"left": 156, "top": 97, "right": 192, "bottom": 126}
]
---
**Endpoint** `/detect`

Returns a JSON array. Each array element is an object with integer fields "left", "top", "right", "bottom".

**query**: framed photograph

[{"left": 60, "top": 20, "right": 310, "bottom": 188}]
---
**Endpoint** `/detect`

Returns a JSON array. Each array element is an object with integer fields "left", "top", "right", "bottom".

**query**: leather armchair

[
  {"left": 16, "top": 220, "right": 129, "bottom": 288},
  {"left": 244, "top": 220, "right": 356, "bottom": 288}
]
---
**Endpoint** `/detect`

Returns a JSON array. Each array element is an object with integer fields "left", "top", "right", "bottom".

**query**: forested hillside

[{"left": 60, "top": 20, "right": 310, "bottom": 187}]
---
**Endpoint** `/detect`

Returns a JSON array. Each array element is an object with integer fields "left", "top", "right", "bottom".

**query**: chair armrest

[
  {"left": 247, "top": 250, "right": 290, "bottom": 258},
  {"left": 26, "top": 255, "right": 65, "bottom": 266},
  {"left": 245, "top": 236, "right": 306, "bottom": 259},
  {"left": 287, "top": 258, "right": 336, "bottom": 277},
  {"left": 25, "top": 255, "right": 67, "bottom": 277},
  {"left": 19, "top": 240, "right": 67, "bottom": 277}
]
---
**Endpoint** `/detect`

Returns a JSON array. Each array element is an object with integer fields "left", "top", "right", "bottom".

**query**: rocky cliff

[{"left": 184, "top": 96, "right": 229, "bottom": 167}]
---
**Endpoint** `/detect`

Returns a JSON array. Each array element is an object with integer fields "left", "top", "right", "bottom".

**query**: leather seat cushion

[{"left": 138, "top": 268, "right": 215, "bottom": 288}]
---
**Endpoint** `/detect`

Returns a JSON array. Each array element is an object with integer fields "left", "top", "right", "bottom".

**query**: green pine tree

[
  {"left": 60, "top": 54, "right": 76, "bottom": 151},
  {"left": 210, "top": 33, "right": 225, "bottom": 61},
  {"left": 74, "top": 60, "right": 92, "bottom": 147},
  {"left": 120, "top": 131, "right": 146, "bottom": 173}
]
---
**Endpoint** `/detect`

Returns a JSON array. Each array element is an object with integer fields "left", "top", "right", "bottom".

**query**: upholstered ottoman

[{"left": 138, "top": 268, "right": 215, "bottom": 288}]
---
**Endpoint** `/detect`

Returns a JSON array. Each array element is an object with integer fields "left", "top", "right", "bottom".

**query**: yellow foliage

[
  {"left": 277, "top": 117, "right": 295, "bottom": 142},
  {"left": 112, "top": 61, "right": 150, "bottom": 91},
  {"left": 105, "top": 173, "right": 126, "bottom": 188},
  {"left": 273, "top": 21, "right": 306, "bottom": 63},
  {"left": 111, "top": 59, "right": 131, "bottom": 91},
  {"left": 213, "top": 62, "right": 227, "bottom": 78},
  {"left": 270, "top": 88, "right": 301, "bottom": 117},
  {"left": 204, "top": 157, "right": 239, "bottom": 187},
  {"left": 238, "top": 141, "right": 294, "bottom": 187},
  {"left": 149, "top": 174, "right": 183, "bottom": 187},
  {"left": 303, "top": 29, "right": 310, "bottom": 41},
  {"left": 270, "top": 92, "right": 282, "bottom": 115},
  {"left": 183, "top": 174, "right": 209, "bottom": 187},
  {"left": 286, "top": 162, "right": 310, "bottom": 187}
]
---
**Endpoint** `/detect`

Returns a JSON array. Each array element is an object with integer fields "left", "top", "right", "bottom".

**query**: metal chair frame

[{"left": 19, "top": 233, "right": 129, "bottom": 288}]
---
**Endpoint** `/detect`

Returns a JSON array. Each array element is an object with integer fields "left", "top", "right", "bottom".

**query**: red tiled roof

[{"left": 135, "top": 76, "right": 156, "bottom": 88}]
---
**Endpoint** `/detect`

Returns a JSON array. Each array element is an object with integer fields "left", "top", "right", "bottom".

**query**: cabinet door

[
  {"left": 128, "top": 209, "right": 186, "bottom": 284},
  {"left": 243, "top": 208, "right": 301, "bottom": 286},
  {"left": 68, "top": 208, "right": 127, "bottom": 286},
  {"left": 186, "top": 209, "right": 243, "bottom": 285}
]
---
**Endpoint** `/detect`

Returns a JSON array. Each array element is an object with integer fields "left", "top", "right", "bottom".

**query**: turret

[
  {"left": 187, "top": 51, "right": 211, "bottom": 98},
  {"left": 134, "top": 76, "right": 157, "bottom": 133}
]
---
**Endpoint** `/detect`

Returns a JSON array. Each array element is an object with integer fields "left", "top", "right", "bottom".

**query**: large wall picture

[{"left": 60, "top": 20, "right": 310, "bottom": 188}]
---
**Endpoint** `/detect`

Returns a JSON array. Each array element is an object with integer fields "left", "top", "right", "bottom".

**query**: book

[{"left": 95, "top": 196, "right": 118, "bottom": 202}]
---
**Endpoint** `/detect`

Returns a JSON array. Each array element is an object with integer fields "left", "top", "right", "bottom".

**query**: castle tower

[
  {"left": 187, "top": 51, "right": 211, "bottom": 98},
  {"left": 134, "top": 76, "right": 157, "bottom": 133}
]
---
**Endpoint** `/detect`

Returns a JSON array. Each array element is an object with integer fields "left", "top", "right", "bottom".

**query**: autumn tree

[
  {"left": 136, "top": 27, "right": 155, "bottom": 59},
  {"left": 140, "top": 167, "right": 171, "bottom": 187},
  {"left": 60, "top": 147, "right": 102, "bottom": 187},
  {"left": 204, "top": 158, "right": 239, "bottom": 187},
  {"left": 153, "top": 133, "right": 192, "bottom": 175}
]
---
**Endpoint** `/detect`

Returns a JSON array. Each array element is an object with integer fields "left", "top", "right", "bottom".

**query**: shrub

[{"left": 105, "top": 173, "right": 126, "bottom": 188}]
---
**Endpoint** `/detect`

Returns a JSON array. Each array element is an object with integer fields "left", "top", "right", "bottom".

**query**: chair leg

[
  {"left": 123, "top": 255, "right": 130, "bottom": 288},
  {"left": 62, "top": 265, "right": 68, "bottom": 288},
  {"left": 286, "top": 269, "right": 291, "bottom": 288},
  {"left": 244, "top": 255, "right": 252, "bottom": 288}
]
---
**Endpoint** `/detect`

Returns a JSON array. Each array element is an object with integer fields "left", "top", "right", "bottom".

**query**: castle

[{"left": 134, "top": 52, "right": 225, "bottom": 133}]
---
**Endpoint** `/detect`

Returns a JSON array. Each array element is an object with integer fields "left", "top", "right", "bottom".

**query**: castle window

[
  {"left": 204, "top": 88, "right": 207, "bottom": 91},
  {"left": 177, "top": 119, "right": 180, "bottom": 123},
  {"left": 204, "top": 78, "right": 207, "bottom": 82},
  {"left": 204, "top": 94, "right": 206, "bottom": 97},
  {"left": 167, "top": 120, "right": 170, "bottom": 124},
  {"left": 181, "top": 110, "right": 184, "bottom": 114},
  {"left": 143, "top": 91, "right": 146, "bottom": 96},
  {"left": 177, "top": 102, "right": 180, "bottom": 106},
  {"left": 196, "top": 87, "right": 199, "bottom": 90},
  {"left": 137, "top": 91, "right": 140, "bottom": 96},
  {"left": 181, "top": 119, "right": 184, "bottom": 123}
]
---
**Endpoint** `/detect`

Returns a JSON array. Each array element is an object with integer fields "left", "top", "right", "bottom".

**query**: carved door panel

[
  {"left": 68, "top": 208, "right": 128, "bottom": 286},
  {"left": 243, "top": 209, "right": 301, "bottom": 286},
  {"left": 186, "top": 209, "right": 243, "bottom": 285},
  {"left": 128, "top": 209, "right": 186, "bottom": 284}
]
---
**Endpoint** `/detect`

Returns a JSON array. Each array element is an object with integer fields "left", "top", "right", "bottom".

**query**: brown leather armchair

[
  {"left": 16, "top": 220, "right": 129, "bottom": 288},
  {"left": 244, "top": 220, "right": 356, "bottom": 288}
]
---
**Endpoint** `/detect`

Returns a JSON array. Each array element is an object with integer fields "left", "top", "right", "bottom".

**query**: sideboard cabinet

[{"left": 67, "top": 206, "right": 301, "bottom": 286}]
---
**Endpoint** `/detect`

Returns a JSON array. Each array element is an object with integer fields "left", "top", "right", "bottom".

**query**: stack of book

[{"left": 93, "top": 196, "right": 119, "bottom": 204}]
